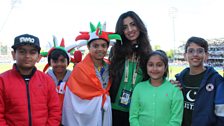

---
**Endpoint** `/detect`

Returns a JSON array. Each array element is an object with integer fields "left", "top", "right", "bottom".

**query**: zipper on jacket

[{"left": 25, "top": 78, "right": 32, "bottom": 126}]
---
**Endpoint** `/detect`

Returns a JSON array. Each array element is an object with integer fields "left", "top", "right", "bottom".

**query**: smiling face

[
  {"left": 88, "top": 39, "right": 109, "bottom": 62},
  {"left": 147, "top": 55, "right": 166, "bottom": 82},
  {"left": 123, "top": 16, "right": 140, "bottom": 44},
  {"left": 50, "top": 55, "right": 68, "bottom": 74},
  {"left": 48, "top": 49, "right": 69, "bottom": 75},
  {"left": 12, "top": 45, "right": 40, "bottom": 74},
  {"left": 184, "top": 43, "right": 208, "bottom": 69}
]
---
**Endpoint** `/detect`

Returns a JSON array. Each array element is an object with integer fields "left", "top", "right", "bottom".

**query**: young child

[
  {"left": 0, "top": 34, "right": 61, "bottom": 126},
  {"left": 129, "top": 50, "right": 184, "bottom": 126},
  {"left": 41, "top": 37, "right": 72, "bottom": 106},
  {"left": 62, "top": 22, "right": 121, "bottom": 126},
  {"left": 175, "top": 36, "right": 224, "bottom": 126}
]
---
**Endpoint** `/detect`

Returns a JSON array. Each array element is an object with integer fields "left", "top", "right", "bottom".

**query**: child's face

[
  {"left": 88, "top": 39, "right": 108, "bottom": 61},
  {"left": 12, "top": 45, "right": 40, "bottom": 70},
  {"left": 123, "top": 16, "right": 140, "bottom": 44},
  {"left": 50, "top": 55, "right": 68, "bottom": 74},
  {"left": 147, "top": 55, "right": 166, "bottom": 81},
  {"left": 184, "top": 43, "right": 208, "bottom": 68}
]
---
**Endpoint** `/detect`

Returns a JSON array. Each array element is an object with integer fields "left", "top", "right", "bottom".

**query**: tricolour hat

[
  {"left": 75, "top": 22, "right": 122, "bottom": 44},
  {"left": 40, "top": 36, "right": 72, "bottom": 72},
  {"left": 12, "top": 34, "right": 41, "bottom": 51}
]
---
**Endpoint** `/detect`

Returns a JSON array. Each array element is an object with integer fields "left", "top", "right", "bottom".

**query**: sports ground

[{"left": 0, "top": 63, "right": 223, "bottom": 79}]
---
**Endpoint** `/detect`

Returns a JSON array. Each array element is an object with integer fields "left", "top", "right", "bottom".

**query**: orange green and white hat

[
  {"left": 40, "top": 36, "right": 82, "bottom": 72},
  {"left": 75, "top": 22, "right": 122, "bottom": 44}
]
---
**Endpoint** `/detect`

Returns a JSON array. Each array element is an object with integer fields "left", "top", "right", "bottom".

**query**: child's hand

[{"left": 170, "top": 80, "right": 182, "bottom": 90}]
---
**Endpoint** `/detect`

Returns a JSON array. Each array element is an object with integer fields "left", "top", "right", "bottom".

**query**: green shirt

[
  {"left": 129, "top": 79, "right": 184, "bottom": 126},
  {"left": 112, "top": 60, "right": 143, "bottom": 112}
]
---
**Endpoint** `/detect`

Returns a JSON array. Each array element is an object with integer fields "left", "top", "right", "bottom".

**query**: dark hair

[
  {"left": 113, "top": 11, "right": 152, "bottom": 57},
  {"left": 110, "top": 11, "right": 152, "bottom": 74},
  {"left": 87, "top": 38, "right": 109, "bottom": 47},
  {"left": 48, "top": 49, "right": 69, "bottom": 65},
  {"left": 185, "top": 36, "right": 208, "bottom": 53},
  {"left": 142, "top": 50, "right": 169, "bottom": 81},
  {"left": 109, "top": 11, "right": 152, "bottom": 102}
]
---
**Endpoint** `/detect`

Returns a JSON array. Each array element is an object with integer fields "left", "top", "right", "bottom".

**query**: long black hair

[{"left": 109, "top": 11, "right": 152, "bottom": 102}]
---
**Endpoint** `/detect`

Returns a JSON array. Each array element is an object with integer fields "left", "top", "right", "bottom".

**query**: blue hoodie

[{"left": 175, "top": 66, "right": 224, "bottom": 126}]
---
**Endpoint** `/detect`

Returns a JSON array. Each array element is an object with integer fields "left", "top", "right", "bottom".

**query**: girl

[{"left": 129, "top": 50, "right": 184, "bottom": 126}]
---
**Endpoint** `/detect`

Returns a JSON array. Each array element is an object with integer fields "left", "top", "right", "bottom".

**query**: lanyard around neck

[{"left": 124, "top": 53, "right": 139, "bottom": 85}]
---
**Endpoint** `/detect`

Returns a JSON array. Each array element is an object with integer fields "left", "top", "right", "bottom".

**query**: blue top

[{"left": 175, "top": 66, "right": 224, "bottom": 126}]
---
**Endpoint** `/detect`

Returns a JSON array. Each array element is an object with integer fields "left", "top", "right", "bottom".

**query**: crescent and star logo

[
  {"left": 186, "top": 90, "right": 197, "bottom": 102},
  {"left": 184, "top": 87, "right": 198, "bottom": 110}
]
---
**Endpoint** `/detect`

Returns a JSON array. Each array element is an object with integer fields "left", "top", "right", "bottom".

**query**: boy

[
  {"left": 62, "top": 22, "right": 121, "bottom": 126},
  {"left": 175, "top": 36, "right": 224, "bottom": 126},
  {"left": 0, "top": 34, "right": 61, "bottom": 126},
  {"left": 40, "top": 37, "right": 72, "bottom": 106}
]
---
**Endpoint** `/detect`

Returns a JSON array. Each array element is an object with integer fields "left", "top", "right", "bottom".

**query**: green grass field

[
  {"left": 1, "top": 63, "right": 223, "bottom": 79},
  {"left": 0, "top": 63, "right": 74, "bottom": 73}
]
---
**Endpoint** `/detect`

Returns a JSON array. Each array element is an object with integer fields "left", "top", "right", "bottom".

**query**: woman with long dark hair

[{"left": 109, "top": 11, "right": 152, "bottom": 126}]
